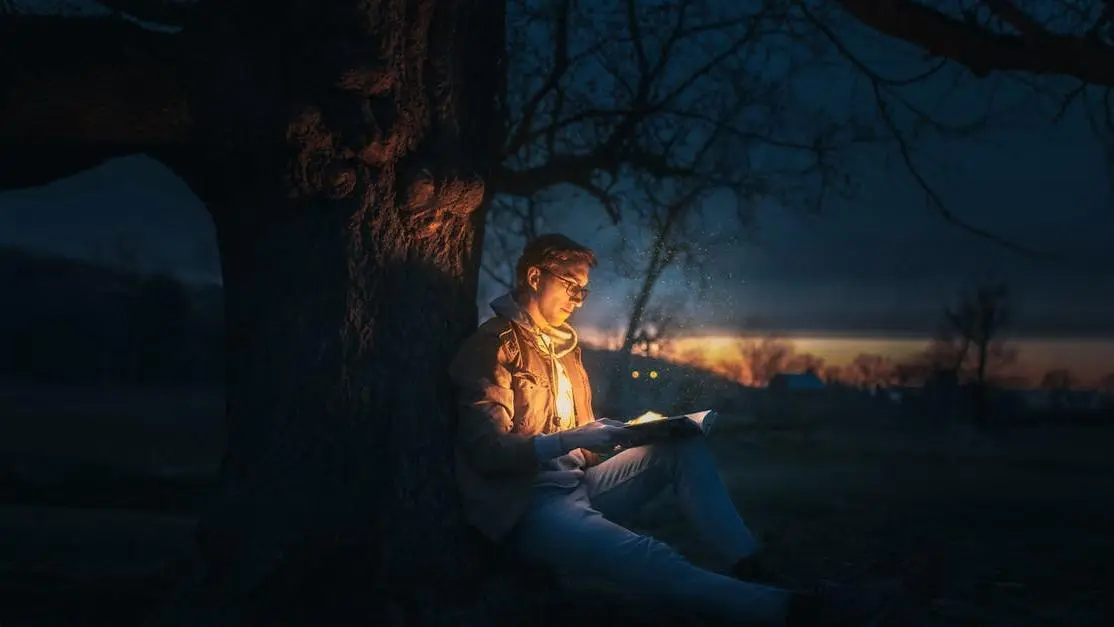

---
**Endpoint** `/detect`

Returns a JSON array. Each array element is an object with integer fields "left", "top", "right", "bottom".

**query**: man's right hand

[{"left": 559, "top": 420, "right": 633, "bottom": 453}]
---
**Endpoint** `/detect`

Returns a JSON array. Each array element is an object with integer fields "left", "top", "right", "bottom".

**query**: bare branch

[
  {"left": 496, "top": 0, "right": 846, "bottom": 220},
  {"left": 835, "top": 0, "right": 1114, "bottom": 86},
  {"left": 799, "top": 3, "right": 1058, "bottom": 259},
  {"left": 0, "top": 14, "right": 189, "bottom": 189},
  {"left": 504, "top": 0, "right": 574, "bottom": 157}
]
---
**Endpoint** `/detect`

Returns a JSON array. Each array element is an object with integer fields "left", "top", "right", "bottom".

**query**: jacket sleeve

[{"left": 450, "top": 329, "right": 545, "bottom": 476}]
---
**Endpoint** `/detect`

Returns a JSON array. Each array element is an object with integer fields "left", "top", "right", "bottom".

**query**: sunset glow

[{"left": 579, "top": 327, "right": 1114, "bottom": 388}]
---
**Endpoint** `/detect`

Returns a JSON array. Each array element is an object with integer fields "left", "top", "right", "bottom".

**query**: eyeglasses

[{"left": 541, "top": 266, "right": 590, "bottom": 300}]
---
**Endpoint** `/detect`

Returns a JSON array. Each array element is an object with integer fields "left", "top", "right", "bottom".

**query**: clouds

[{"left": 1, "top": 126, "right": 1110, "bottom": 341}]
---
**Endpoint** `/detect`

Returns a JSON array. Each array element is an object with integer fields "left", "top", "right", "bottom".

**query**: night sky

[{"left": 1, "top": 0, "right": 1112, "bottom": 379}]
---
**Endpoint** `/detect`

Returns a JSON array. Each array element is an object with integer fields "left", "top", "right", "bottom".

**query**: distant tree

[
  {"left": 629, "top": 306, "right": 681, "bottom": 358},
  {"left": 892, "top": 361, "right": 931, "bottom": 387},
  {"left": 1041, "top": 368, "right": 1077, "bottom": 411},
  {"left": 1041, "top": 369, "right": 1076, "bottom": 390},
  {"left": 1098, "top": 372, "right": 1114, "bottom": 395},
  {"left": 921, "top": 329, "right": 971, "bottom": 377},
  {"left": 941, "top": 282, "right": 1014, "bottom": 425},
  {"left": 846, "top": 353, "right": 894, "bottom": 389},
  {"left": 788, "top": 352, "right": 826, "bottom": 376},
  {"left": 821, "top": 364, "right": 845, "bottom": 385},
  {"left": 741, "top": 335, "right": 796, "bottom": 386}
]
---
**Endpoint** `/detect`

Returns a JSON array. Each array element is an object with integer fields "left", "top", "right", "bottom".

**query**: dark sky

[{"left": 1, "top": 1, "right": 1112, "bottom": 341}]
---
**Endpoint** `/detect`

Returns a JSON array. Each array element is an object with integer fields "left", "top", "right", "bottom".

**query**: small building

[{"left": 768, "top": 371, "right": 825, "bottom": 391}]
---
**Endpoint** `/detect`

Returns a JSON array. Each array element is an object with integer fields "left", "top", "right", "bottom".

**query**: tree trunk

[
  {"left": 605, "top": 233, "right": 670, "bottom": 414},
  {"left": 974, "top": 341, "right": 990, "bottom": 427},
  {"left": 157, "top": 2, "right": 516, "bottom": 624}
]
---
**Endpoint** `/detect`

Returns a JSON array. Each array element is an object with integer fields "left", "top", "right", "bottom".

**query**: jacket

[{"left": 449, "top": 311, "right": 599, "bottom": 541}]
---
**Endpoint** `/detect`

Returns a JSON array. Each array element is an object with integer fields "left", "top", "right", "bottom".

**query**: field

[{"left": 2, "top": 383, "right": 1112, "bottom": 626}]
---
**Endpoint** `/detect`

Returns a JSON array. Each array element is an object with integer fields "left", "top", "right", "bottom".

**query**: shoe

[{"left": 786, "top": 580, "right": 901, "bottom": 627}]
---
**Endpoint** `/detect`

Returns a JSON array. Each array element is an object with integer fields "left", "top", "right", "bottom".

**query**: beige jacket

[{"left": 449, "top": 313, "right": 599, "bottom": 542}]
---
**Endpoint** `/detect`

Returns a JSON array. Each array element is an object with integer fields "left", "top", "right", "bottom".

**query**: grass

[
  {"left": 628, "top": 415, "right": 1114, "bottom": 626},
  {"left": 1, "top": 385, "right": 1112, "bottom": 626}
]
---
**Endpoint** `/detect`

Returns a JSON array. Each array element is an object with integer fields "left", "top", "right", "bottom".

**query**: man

[{"left": 450, "top": 234, "right": 895, "bottom": 626}]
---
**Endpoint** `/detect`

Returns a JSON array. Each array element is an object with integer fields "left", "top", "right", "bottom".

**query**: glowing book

[{"left": 622, "top": 409, "right": 718, "bottom": 441}]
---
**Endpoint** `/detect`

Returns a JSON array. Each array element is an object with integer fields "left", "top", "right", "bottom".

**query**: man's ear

[{"left": 526, "top": 266, "right": 541, "bottom": 291}]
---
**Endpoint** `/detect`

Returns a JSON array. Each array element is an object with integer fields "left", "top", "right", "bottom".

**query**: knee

[{"left": 640, "top": 435, "right": 708, "bottom": 471}]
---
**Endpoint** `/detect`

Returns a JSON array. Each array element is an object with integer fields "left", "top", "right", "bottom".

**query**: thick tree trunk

[{"left": 156, "top": 2, "right": 516, "bottom": 624}]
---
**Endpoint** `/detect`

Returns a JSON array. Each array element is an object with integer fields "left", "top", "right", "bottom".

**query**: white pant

[{"left": 505, "top": 436, "right": 791, "bottom": 625}]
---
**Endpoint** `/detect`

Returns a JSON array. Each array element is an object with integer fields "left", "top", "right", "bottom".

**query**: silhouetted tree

[
  {"left": 942, "top": 282, "right": 1014, "bottom": 425},
  {"left": 2, "top": 1, "right": 505, "bottom": 623},
  {"left": 892, "top": 361, "right": 931, "bottom": 387},
  {"left": 821, "top": 364, "right": 846, "bottom": 385},
  {"left": 1042, "top": 368, "right": 1077, "bottom": 412},
  {"left": 741, "top": 335, "right": 796, "bottom": 386},
  {"left": 846, "top": 353, "right": 894, "bottom": 389},
  {"left": 788, "top": 352, "right": 826, "bottom": 376}
]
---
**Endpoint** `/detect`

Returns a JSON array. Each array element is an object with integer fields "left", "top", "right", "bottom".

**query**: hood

[{"left": 490, "top": 292, "right": 579, "bottom": 358}]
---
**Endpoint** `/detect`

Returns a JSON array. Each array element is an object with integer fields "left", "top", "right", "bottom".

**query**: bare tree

[
  {"left": 2, "top": 1, "right": 508, "bottom": 623},
  {"left": 1041, "top": 368, "right": 1077, "bottom": 390},
  {"left": 846, "top": 352, "right": 895, "bottom": 389},
  {"left": 1042, "top": 367, "right": 1078, "bottom": 410},
  {"left": 629, "top": 305, "right": 682, "bottom": 358},
  {"left": 788, "top": 352, "right": 826, "bottom": 375},
  {"left": 940, "top": 282, "right": 1014, "bottom": 423},
  {"left": 892, "top": 361, "right": 932, "bottom": 387},
  {"left": 479, "top": 0, "right": 873, "bottom": 305},
  {"left": 822, "top": 363, "right": 846, "bottom": 384},
  {"left": 741, "top": 335, "right": 797, "bottom": 386}
]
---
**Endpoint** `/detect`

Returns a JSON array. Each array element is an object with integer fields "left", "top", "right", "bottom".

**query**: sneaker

[{"left": 786, "top": 580, "right": 901, "bottom": 627}]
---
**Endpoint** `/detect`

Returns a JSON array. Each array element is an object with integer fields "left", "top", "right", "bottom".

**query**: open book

[{"left": 621, "top": 409, "right": 718, "bottom": 442}]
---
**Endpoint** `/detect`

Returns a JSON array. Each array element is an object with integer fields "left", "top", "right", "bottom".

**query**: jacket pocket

[{"left": 511, "top": 371, "right": 550, "bottom": 433}]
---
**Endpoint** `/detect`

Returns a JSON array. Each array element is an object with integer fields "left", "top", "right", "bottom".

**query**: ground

[{"left": 1, "top": 382, "right": 1112, "bottom": 626}]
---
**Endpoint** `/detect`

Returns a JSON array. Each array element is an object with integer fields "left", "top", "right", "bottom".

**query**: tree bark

[{"left": 144, "top": 1, "right": 510, "bottom": 624}]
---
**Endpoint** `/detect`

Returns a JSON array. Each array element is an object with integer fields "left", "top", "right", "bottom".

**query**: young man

[{"left": 450, "top": 234, "right": 895, "bottom": 626}]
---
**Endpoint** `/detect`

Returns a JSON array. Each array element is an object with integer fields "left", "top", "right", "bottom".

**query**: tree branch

[
  {"left": 835, "top": 0, "right": 1114, "bottom": 86},
  {"left": 0, "top": 15, "right": 190, "bottom": 189}
]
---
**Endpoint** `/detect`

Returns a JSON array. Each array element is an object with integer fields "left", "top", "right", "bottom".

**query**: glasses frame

[{"left": 540, "top": 266, "right": 590, "bottom": 300}]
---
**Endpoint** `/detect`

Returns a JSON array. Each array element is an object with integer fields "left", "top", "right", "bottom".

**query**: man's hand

[{"left": 560, "top": 419, "right": 637, "bottom": 453}]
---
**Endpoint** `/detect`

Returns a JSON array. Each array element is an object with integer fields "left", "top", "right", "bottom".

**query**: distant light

[
  {"left": 649, "top": 370, "right": 659, "bottom": 379},
  {"left": 631, "top": 370, "right": 640, "bottom": 379}
]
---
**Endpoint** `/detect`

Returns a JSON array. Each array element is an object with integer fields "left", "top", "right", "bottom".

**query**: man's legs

[
  {"left": 505, "top": 484, "right": 790, "bottom": 625},
  {"left": 586, "top": 435, "right": 761, "bottom": 568}
]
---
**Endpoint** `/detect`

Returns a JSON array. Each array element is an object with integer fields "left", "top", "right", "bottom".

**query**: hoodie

[{"left": 490, "top": 292, "right": 589, "bottom": 489}]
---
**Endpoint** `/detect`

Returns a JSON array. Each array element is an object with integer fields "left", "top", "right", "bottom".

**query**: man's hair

[{"left": 515, "top": 233, "right": 597, "bottom": 290}]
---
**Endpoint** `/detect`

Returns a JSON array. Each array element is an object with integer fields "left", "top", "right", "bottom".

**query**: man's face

[{"left": 528, "top": 260, "right": 591, "bottom": 328}]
